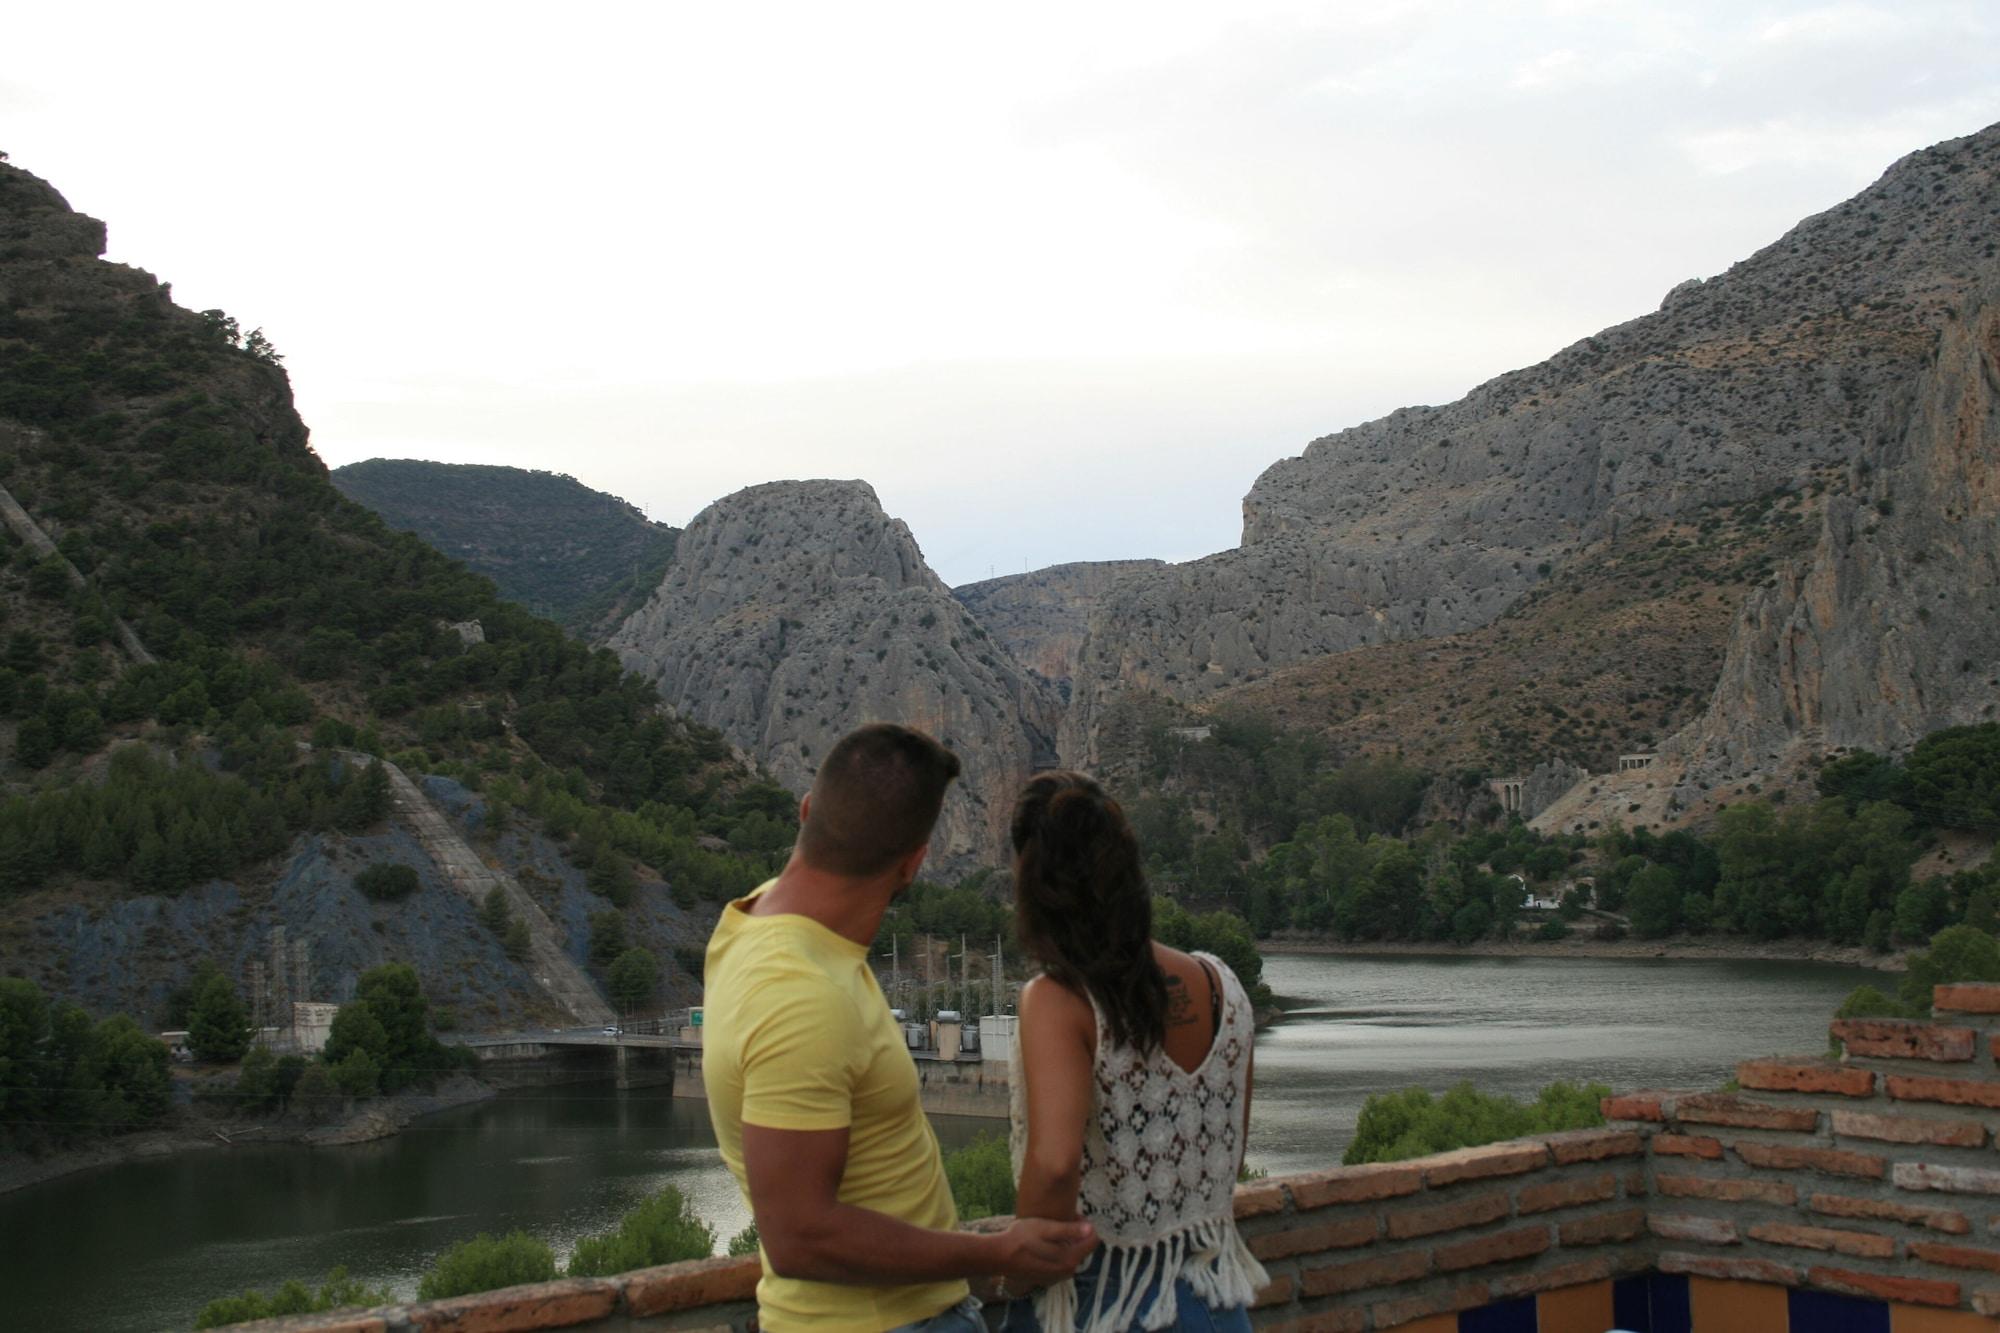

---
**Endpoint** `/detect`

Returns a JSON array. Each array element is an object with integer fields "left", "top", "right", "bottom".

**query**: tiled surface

[
  {"left": 1689, "top": 1277, "right": 1789, "bottom": 1333},
  {"left": 1537, "top": 1281, "right": 1616, "bottom": 1333},
  {"left": 1462, "top": 1295, "right": 1537, "bottom": 1333},
  {"left": 1437, "top": 1276, "right": 1990, "bottom": 1331},
  {"left": 1788, "top": 1289, "right": 1891, "bottom": 1333}
]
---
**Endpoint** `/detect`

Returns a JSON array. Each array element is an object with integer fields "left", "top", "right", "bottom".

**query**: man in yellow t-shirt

[{"left": 704, "top": 723, "right": 1094, "bottom": 1332}]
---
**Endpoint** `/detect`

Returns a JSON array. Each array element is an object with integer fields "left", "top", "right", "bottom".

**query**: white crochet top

[{"left": 1009, "top": 953, "right": 1268, "bottom": 1332}]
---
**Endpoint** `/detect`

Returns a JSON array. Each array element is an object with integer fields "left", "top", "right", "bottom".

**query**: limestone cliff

[
  {"left": 1065, "top": 123, "right": 2000, "bottom": 765},
  {"left": 953, "top": 560, "right": 1162, "bottom": 699},
  {"left": 1665, "top": 267, "right": 2000, "bottom": 801},
  {"left": 608, "top": 481, "right": 1061, "bottom": 864}
]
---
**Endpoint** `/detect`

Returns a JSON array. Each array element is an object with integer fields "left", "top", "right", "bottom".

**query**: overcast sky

[{"left": 7, "top": 3, "right": 1996, "bottom": 586}]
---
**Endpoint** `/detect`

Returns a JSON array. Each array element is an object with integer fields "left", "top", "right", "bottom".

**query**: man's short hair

[{"left": 797, "top": 724, "right": 961, "bottom": 876}]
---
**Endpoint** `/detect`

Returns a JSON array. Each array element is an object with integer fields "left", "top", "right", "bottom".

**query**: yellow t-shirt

[{"left": 703, "top": 881, "right": 966, "bottom": 1331}]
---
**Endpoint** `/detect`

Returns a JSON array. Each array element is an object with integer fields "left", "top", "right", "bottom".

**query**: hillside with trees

[
  {"left": 0, "top": 158, "right": 791, "bottom": 1032},
  {"left": 330, "top": 460, "right": 679, "bottom": 637}
]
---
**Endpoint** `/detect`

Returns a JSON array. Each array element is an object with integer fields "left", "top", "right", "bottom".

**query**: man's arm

[{"left": 743, "top": 1123, "right": 1095, "bottom": 1287}]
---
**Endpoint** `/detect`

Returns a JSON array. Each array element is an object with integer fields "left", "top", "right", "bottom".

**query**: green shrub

[
  {"left": 1898, "top": 925, "right": 2000, "bottom": 1014},
  {"left": 194, "top": 1266, "right": 392, "bottom": 1329},
  {"left": 727, "top": 1223, "right": 760, "bottom": 1257},
  {"left": 353, "top": 863, "right": 420, "bottom": 900},
  {"left": 1344, "top": 1080, "right": 1610, "bottom": 1166},
  {"left": 418, "top": 1231, "right": 557, "bottom": 1300},
  {"left": 608, "top": 948, "right": 657, "bottom": 1010},
  {"left": 1534, "top": 919, "right": 1571, "bottom": 942},
  {"left": 942, "top": 1132, "right": 1015, "bottom": 1220},
  {"left": 566, "top": 1187, "right": 715, "bottom": 1276},
  {"left": 1834, "top": 984, "right": 1916, "bottom": 1020},
  {"left": 186, "top": 963, "right": 251, "bottom": 1063}
]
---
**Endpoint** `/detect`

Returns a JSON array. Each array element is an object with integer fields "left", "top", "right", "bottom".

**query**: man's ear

[{"left": 798, "top": 793, "right": 811, "bottom": 825}]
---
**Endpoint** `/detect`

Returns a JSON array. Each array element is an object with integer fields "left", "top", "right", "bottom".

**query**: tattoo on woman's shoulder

[{"left": 1164, "top": 974, "right": 1195, "bottom": 1026}]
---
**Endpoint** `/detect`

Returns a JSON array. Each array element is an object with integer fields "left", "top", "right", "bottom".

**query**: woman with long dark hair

[{"left": 1001, "top": 771, "right": 1265, "bottom": 1333}]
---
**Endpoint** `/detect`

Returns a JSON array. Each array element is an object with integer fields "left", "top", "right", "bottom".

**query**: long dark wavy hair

[{"left": 1010, "top": 771, "right": 1169, "bottom": 1053}]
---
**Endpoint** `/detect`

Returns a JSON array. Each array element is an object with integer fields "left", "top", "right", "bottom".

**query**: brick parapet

[{"left": 234, "top": 983, "right": 2000, "bottom": 1331}]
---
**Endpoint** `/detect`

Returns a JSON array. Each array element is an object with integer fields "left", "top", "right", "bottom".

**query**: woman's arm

[{"left": 1014, "top": 975, "right": 1097, "bottom": 1222}]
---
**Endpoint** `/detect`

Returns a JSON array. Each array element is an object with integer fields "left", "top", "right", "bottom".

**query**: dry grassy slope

[{"left": 1192, "top": 487, "right": 1826, "bottom": 779}]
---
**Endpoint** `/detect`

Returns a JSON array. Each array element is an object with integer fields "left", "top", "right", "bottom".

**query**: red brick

[
  {"left": 1421, "top": 1141, "right": 1551, "bottom": 1187},
  {"left": 1809, "top": 1192, "right": 1973, "bottom": 1234},
  {"left": 1545, "top": 1128, "right": 1648, "bottom": 1164},
  {"left": 236, "top": 1319, "right": 390, "bottom": 1333},
  {"left": 1650, "top": 1214, "right": 1739, "bottom": 1246},
  {"left": 1731, "top": 1141, "right": 1887, "bottom": 1180},
  {"left": 1299, "top": 1247, "right": 1430, "bottom": 1298},
  {"left": 1491, "top": 1255, "right": 1614, "bottom": 1299},
  {"left": 1249, "top": 1216, "right": 1377, "bottom": 1262},
  {"left": 1657, "top": 1252, "right": 1803, "bottom": 1285},
  {"left": 1808, "top": 1265, "right": 1960, "bottom": 1307},
  {"left": 1559, "top": 1207, "right": 1646, "bottom": 1247},
  {"left": 1234, "top": 1180, "right": 1290, "bottom": 1218},
  {"left": 1517, "top": 1173, "right": 1618, "bottom": 1215},
  {"left": 1288, "top": 1162, "right": 1424, "bottom": 1210},
  {"left": 1747, "top": 1222, "right": 1897, "bottom": 1259},
  {"left": 1249, "top": 1272, "right": 1297, "bottom": 1309},
  {"left": 1657, "top": 1174, "right": 1797, "bottom": 1206},
  {"left": 1895, "top": 1162, "right": 2000, "bottom": 1197},
  {"left": 622, "top": 1257, "right": 760, "bottom": 1318},
  {"left": 1911, "top": 1242, "right": 2000, "bottom": 1274},
  {"left": 1832, "top": 1108, "right": 1987, "bottom": 1147},
  {"left": 1673, "top": 1093, "right": 1820, "bottom": 1133},
  {"left": 1890, "top": 1074, "right": 2000, "bottom": 1111},
  {"left": 1384, "top": 1190, "right": 1510, "bottom": 1240},
  {"left": 1250, "top": 1309, "right": 1366, "bottom": 1333},
  {"left": 1434, "top": 1224, "right": 1550, "bottom": 1272},
  {"left": 1655, "top": 1133, "right": 1725, "bottom": 1160},
  {"left": 408, "top": 1278, "right": 621, "bottom": 1332},
  {"left": 1601, "top": 1092, "right": 1666, "bottom": 1122},
  {"left": 1369, "top": 1281, "right": 1491, "bottom": 1329},
  {"left": 1833, "top": 1018, "right": 1979, "bottom": 1061},
  {"left": 1738, "top": 1058, "right": 1878, "bottom": 1096},
  {"left": 1935, "top": 984, "right": 2000, "bottom": 1014}
]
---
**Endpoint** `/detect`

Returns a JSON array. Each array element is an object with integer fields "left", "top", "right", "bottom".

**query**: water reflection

[{"left": 1248, "top": 952, "right": 1883, "bottom": 1178}]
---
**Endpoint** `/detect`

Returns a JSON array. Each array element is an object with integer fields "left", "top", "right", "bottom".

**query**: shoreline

[
  {"left": 1264, "top": 935, "right": 1906, "bottom": 971},
  {"left": 0, "top": 1074, "right": 496, "bottom": 1198}
]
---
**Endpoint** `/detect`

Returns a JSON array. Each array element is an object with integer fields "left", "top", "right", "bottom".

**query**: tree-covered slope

[
  {"left": 330, "top": 460, "right": 678, "bottom": 637},
  {"left": 0, "top": 157, "right": 791, "bottom": 1026}
]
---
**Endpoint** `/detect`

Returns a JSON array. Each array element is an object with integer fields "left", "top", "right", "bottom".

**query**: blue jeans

[
  {"left": 888, "top": 1295, "right": 985, "bottom": 1333},
  {"left": 1000, "top": 1248, "right": 1253, "bottom": 1333}
]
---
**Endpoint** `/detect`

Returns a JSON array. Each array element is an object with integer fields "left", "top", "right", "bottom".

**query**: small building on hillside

[{"left": 1509, "top": 873, "right": 1563, "bottom": 911}]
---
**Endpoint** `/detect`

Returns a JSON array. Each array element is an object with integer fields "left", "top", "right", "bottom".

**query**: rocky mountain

[
  {"left": 0, "top": 158, "right": 785, "bottom": 1028},
  {"left": 1064, "top": 123, "right": 2000, "bottom": 803},
  {"left": 953, "top": 559, "right": 1162, "bottom": 698},
  {"left": 331, "top": 459, "right": 679, "bottom": 636},
  {"left": 609, "top": 480, "right": 1061, "bottom": 864}
]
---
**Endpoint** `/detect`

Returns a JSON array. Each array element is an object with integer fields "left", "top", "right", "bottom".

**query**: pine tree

[{"left": 187, "top": 966, "right": 251, "bottom": 1063}]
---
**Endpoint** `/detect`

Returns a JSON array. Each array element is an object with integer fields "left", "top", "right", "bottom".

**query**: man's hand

[{"left": 992, "top": 1217, "right": 1096, "bottom": 1288}]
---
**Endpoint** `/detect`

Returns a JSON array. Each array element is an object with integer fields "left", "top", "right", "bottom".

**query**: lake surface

[{"left": 0, "top": 953, "right": 1880, "bottom": 1333}]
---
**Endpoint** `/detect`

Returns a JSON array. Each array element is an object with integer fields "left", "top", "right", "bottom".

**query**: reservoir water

[{"left": 0, "top": 953, "right": 1880, "bottom": 1333}]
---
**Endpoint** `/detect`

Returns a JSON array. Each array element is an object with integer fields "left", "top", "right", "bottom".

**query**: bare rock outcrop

[
  {"left": 1666, "top": 266, "right": 2000, "bottom": 801},
  {"left": 953, "top": 560, "right": 1162, "bottom": 698},
  {"left": 1064, "top": 123, "right": 2000, "bottom": 764},
  {"left": 609, "top": 481, "right": 1060, "bottom": 864}
]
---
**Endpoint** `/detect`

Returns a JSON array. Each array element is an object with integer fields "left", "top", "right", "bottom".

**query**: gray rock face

[
  {"left": 1667, "top": 266, "right": 2000, "bottom": 793},
  {"left": 953, "top": 560, "right": 1163, "bottom": 697},
  {"left": 1063, "top": 123, "right": 2000, "bottom": 763},
  {"left": 608, "top": 480, "right": 1061, "bottom": 864}
]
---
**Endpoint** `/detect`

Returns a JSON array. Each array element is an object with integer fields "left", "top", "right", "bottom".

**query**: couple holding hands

[{"left": 703, "top": 723, "right": 1265, "bottom": 1333}]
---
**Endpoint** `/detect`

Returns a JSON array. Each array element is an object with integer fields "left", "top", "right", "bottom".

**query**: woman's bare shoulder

[{"left": 1019, "top": 974, "right": 1095, "bottom": 1040}]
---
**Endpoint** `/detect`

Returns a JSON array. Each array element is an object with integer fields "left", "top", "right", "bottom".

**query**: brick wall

[{"left": 235, "top": 983, "right": 2000, "bottom": 1333}]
